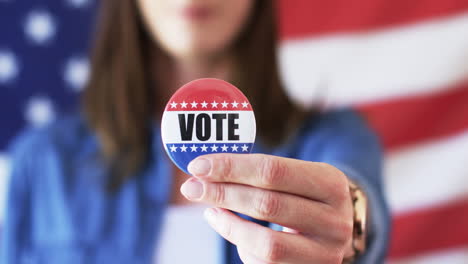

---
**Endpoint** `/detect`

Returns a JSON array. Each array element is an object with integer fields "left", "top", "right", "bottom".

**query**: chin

[{"left": 169, "top": 43, "right": 227, "bottom": 60}]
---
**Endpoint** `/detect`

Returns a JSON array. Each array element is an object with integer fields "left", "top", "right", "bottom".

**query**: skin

[{"left": 137, "top": 0, "right": 355, "bottom": 263}]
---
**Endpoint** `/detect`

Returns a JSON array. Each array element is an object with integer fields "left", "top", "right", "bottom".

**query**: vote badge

[{"left": 161, "top": 78, "right": 256, "bottom": 174}]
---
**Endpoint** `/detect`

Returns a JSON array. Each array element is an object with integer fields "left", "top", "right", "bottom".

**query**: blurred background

[{"left": 1, "top": 0, "right": 467, "bottom": 263}]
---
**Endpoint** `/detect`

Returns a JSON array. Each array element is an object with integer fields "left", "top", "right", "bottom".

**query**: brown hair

[{"left": 83, "top": 0, "right": 307, "bottom": 190}]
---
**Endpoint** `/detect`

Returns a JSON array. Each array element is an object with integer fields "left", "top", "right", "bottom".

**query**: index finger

[{"left": 187, "top": 153, "right": 348, "bottom": 204}]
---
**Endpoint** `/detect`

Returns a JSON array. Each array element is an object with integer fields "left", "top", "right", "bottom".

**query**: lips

[{"left": 181, "top": 6, "right": 214, "bottom": 21}]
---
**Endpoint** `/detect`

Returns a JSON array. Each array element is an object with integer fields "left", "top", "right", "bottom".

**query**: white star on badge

[
  {"left": 241, "top": 144, "right": 249, "bottom": 152},
  {"left": 191, "top": 101, "right": 198, "bottom": 108},
  {"left": 221, "top": 144, "right": 229, "bottom": 152},
  {"left": 211, "top": 101, "right": 218, "bottom": 108},
  {"left": 231, "top": 101, "right": 239, "bottom": 108},
  {"left": 242, "top": 101, "right": 249, "bottom": 108},
  {"left": 201, "top": 144, "right": 208, "bottom": 152},
  {"left": 170, "top": 101, "right": 178, "bottom": 108},
  {"left": 170, "top": 145, "right": 178, "bottom": 152},
  {"left": 201, "top": 101, "right": 208, "bottom": 108},
  {"left": 180, "top": 145, "right": 188, "bottom": 152},
  {"left": 190, "top": 145, "right": 198, "bottom": 152},
  {"left": 231, "top": 145, "right": 239, "bottom": 152},
  {"left": 221, "top": 101, "right": 229, "bottom": 108},
  {"left": 180, "top": 101, "right": 188, "bottom": 108},
  {"left": 210, "top": 145, "right": 219, "bottom": 152}
]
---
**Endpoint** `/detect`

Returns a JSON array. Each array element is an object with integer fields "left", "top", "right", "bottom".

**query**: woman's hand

[{"left": 180, "top": 153, "right": 354, "bottom": 264}]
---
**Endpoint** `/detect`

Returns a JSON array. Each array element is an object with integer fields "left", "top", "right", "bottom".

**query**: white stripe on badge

[{"left": 161, "top": 111, "right": 256, "bottom": 144}]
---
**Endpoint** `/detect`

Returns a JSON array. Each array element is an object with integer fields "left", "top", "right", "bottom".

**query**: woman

[{"left": 1, "top": 0, "right": 390, "bottom": 263}]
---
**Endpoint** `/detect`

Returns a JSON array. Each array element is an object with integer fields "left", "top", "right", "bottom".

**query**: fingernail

[
  {"left": 180, "top": 178, "right": 204, "bottom": 200},
  {"left": 188, "top": 158, "right": 211, "bottom": 177}
]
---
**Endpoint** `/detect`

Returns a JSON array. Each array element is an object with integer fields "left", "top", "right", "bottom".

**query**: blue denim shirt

[{"left": 1, "top": 109, "right": 390, "bottom": 263}]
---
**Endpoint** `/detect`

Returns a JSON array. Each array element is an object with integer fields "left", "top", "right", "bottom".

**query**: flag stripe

[
  {"left": 278, "top": 0, "right": 468, "bottom": 39},
  {"left": 279, "top": 13, "right": 468, "bottom": 108},
  {"left": 388, "top": 247, "right": 468, "bottom": 264},
  {"left": 384, "top": 130, "right": 468, "bottom": 214},
  {"left": 389, "top": 198, "right": 468, "bottom": 259},
  {"left": 358, "top": 82, "right": 468, "bottom": 150}
]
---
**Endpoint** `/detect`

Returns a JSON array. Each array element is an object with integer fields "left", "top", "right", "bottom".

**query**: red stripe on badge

[
  {"left": 165, "top": 78, "right": 253, "bottom": 111},
  {"left": 388, "top": 198, "right": 468, "bottom": 259},
  {"left": 357, "top": 82, "right": 468, "bottom": 151},
  {"left": 278, "top": 0, "right": 468, "bottom": 40}
]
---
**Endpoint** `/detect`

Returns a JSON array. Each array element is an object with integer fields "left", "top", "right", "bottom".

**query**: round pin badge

[{"left": 161, "top": 78, "right": 256, "bottom": 174}]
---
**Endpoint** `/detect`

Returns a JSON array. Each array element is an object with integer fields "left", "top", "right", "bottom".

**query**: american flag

[
  {"left": 0, "top": 0, "right": 96, "bottom": 225},
  {"left": 277, "top": 0, "right": 468, "bottom": 263},
  {"left": 1, "top": 0, "right": 468, "bottom": 263}
]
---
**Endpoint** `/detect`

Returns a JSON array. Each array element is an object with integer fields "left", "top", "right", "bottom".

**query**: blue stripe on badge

[{"left": 165, "top": 143, "right": 254, "bottom": 174}]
